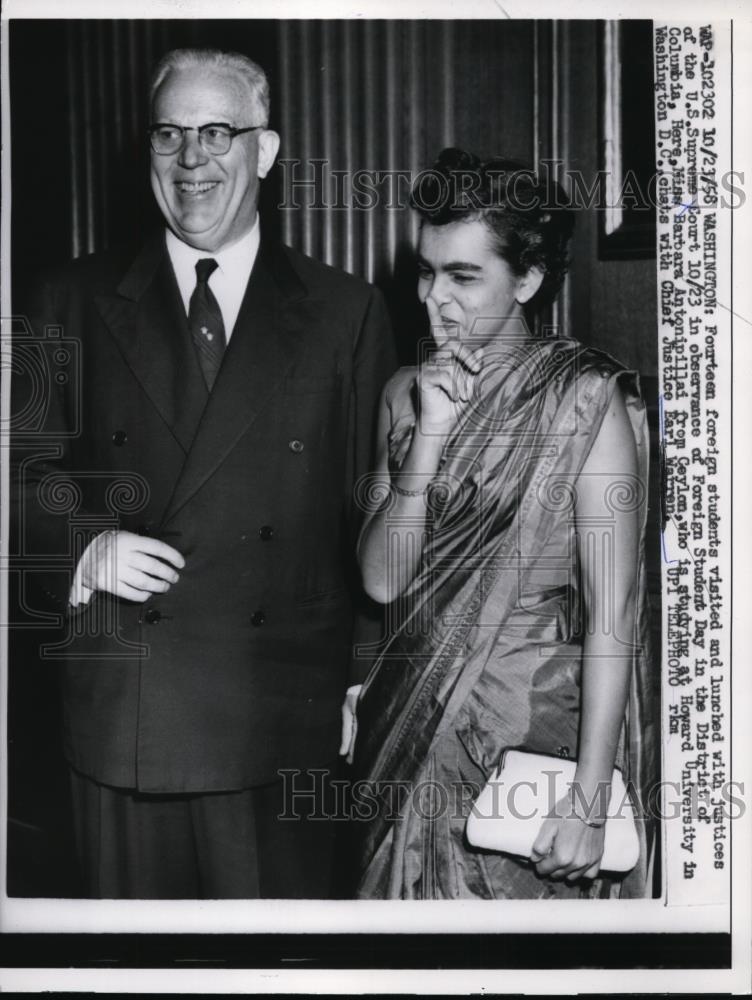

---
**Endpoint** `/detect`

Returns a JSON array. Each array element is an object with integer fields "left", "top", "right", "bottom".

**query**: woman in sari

[{"left": 344, "top": 149, "right": 657, "bottom": 899}]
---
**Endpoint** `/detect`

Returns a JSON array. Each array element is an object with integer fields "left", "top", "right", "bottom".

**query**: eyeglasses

[{"left": 148, "top": 122, "right": 264, "bottom": 156}]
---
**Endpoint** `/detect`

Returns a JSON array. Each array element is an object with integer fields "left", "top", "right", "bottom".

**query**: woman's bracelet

[
  {"left": 391, "top": 480, "right": 429, "bottom": 498},
  {"left": 568, "top": 785, "right": 608, "bottom": 828}
]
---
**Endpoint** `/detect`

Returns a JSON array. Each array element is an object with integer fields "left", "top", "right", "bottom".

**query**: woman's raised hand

[{"left": 417, "top": 299, "right": 482, "bottom": 437}]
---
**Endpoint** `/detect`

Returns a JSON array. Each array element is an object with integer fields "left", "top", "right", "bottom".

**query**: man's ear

[
  {"left": 257, "top": 129, "right": 280, "bottom": 178},
  {"left": 515, "top": 266, "right": 545, "bottom": 305}
]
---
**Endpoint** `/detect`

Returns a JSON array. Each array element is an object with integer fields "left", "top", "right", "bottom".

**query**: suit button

[
  {"left": 112, "top": 430, "right": 128, "bottom": 446},
  {"left": 288, "top": 439, "right": 304, "bottom": 453},
  {"left": 251, "top": 610, "right": 266, "bottom": 627},
  {"left": 258, "top": 525, "right": 274, "bottom": 541},
  {"left": 145, "top": 608, "right": 162, "bottom": 625}
]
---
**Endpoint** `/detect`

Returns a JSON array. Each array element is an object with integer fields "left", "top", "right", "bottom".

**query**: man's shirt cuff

[{"left": 69, "top": 537, "right": 99, "bottom": 607}]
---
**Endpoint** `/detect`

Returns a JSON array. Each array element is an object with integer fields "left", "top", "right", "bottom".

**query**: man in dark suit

[{"left": 13, "top": 47, "right": 394, "bottom": 898}]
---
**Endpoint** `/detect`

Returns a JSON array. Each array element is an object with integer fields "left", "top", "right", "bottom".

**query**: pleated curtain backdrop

[
  {"left": 57, "top": 23, "right": 548, "bottom": 258},
  {"left": 14, "top": 19, "right": 568, "bottom": 344},
  {"left": 277, "top": 20, "right": 551, "bottom": 290},
  {"left": 64, "top": 20, "right": 173, "bottom": 258}
]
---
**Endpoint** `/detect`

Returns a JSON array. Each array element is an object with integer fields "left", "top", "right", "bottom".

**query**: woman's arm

[
  {"left": 532, "top": 384, "right": 642, "bottom": 881},
  {"left": 357, "top": 342, "right": 481, "bottom": 604},
  {"left": 343, "top": 343, "right": 481, "bottom": 760}
]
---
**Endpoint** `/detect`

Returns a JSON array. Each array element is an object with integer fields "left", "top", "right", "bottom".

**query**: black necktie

[{"left": 189, "top": 258, "right": 226, "bottom": 391}]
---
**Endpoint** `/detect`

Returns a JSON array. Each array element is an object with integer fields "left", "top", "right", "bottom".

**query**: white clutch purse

[{"left": 465, "top": 749, "right": 640, "bottom": 874}]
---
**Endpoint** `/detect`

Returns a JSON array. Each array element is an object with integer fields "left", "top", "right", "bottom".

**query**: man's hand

[
  {"left": 78, "top": 530, "right": 185, "bottom": 603},
  {"left": 339, "top": 685, "right": 362, "bottom": 765}
]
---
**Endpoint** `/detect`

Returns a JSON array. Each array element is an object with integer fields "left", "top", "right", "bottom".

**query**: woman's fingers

[
  {"left": 536, "top": 847, "right": 577, "bottom": 880},
  {"left": 565, "top": 863, "right": 592, "bottom": 883},
  {"left": 422, "top": 356, "right": 477, "bottom": 403},
  {"left": 582, "top": 861, "right": 601, "bottom": 880},
  {"left": 425, "top": 298, "right": 460, "bottom": 341},
  {"left": 424, "top": 296, "right": 441, "bottom": 327},
  {"left": 394, "top": 436, "right": 411, "bottom": 466},
  {"left": 533, "top": 820, "right": 604, "bottom": 881},
  {"left": 417, "top": 366, "right": 456, "bottom": 400},
  {"left": 431, "top": 338, "right": 483, "bottom": 373},
  {"left": 530, "top": 819, "right": 557, "bottom": 864},
  {"left": 416, "top": 335, "right": 484, "bottom": 433},
  {"left": 424, "top": 341, "right": 482, "bottom": 407},
  {"left": 551, "top": 855, "right": 595, "bottom": 882},
  {"left": 452, "top": 341, "right": 483, "bottom": 374},
  {"left": 532, "top": 819, "right": 575, "bottom": 877}
]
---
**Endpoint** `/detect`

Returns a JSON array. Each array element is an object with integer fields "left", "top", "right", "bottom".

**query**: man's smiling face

[{"left": 149, "top": 66, "right": 278, "bottom": 252}]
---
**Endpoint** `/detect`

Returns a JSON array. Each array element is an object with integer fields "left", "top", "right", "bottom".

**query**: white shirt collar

[{"left": 165, "top": 217, "right": 261, "bottom": 340}]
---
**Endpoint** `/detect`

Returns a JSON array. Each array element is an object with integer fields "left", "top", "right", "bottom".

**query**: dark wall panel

[{"left": 565, "top": 20, "right": 658, "bottom": 375}]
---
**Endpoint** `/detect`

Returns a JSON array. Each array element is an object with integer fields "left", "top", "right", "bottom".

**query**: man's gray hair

[{"left": 150, "top": 48, "right": 270, "bottom": 126}]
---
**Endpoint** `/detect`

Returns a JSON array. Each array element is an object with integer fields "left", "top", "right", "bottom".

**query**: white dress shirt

[{"left": 165, "top": 216, "right": 261, "bottom": 339}]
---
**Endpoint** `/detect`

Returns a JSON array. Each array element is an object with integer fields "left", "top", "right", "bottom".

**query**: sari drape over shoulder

[{"left": 354, "top": 337, "right": 658, "bottom": 899}]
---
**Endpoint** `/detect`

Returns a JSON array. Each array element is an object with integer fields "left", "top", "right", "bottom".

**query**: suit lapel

[
  {"left": 162, "top": 239, "right": 308, "bottom": 523},
  {"left": 94, "top": 234, "right": 208, "bottom": 454}
]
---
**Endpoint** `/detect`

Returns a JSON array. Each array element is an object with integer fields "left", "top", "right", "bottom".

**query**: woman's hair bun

[
  {"left": 434, "top": 147, "right": 482, "bottom": 173},
  {"left": 410, "top": 147, "right": 576, "bottom": 311}
]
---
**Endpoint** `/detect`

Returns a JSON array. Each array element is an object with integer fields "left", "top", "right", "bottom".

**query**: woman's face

[{"left": 417, "top": 218, "right": 532, "bottom": 346}]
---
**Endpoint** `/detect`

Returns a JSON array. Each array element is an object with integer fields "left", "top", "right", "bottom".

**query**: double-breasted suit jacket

[{"left": 14, "top": 232, "right": 395, "bottom": 793}]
